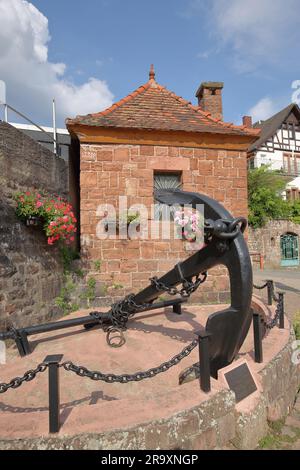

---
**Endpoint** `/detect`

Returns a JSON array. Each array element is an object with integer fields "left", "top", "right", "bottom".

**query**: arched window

[
  {"left": 280, "top": 233, "right": 299, "bottom": 266},
  {"left": 153, "top": 171, "right": 182, "bottom": 220}
]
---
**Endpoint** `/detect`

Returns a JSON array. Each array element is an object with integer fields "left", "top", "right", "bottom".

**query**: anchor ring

[{"left": 106, "top": 327, "right": 126, "bottom": 348}]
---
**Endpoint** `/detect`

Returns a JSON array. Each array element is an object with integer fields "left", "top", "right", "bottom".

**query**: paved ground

[
  {"left": 253, "top": 268, "right": 300, "bottom": 322},
  {"left": 253, "top": 268, "right": 300, "bottom": 450}
]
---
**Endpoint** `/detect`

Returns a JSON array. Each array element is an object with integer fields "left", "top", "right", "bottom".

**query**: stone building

[{"left": 66, "top": 67, "right": 258, "bottom": 302}]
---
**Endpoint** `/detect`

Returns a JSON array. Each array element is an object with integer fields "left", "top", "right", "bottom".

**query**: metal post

[
  {"left": 278, "top": 292, "right": 285, "bottom": 329},
  {"left": 196, "top": 330, "right": 211, "bottom": 393},
  {"left": 0, "top": 80, "right": 7, "bottom": 122},
  {"left": 253, "top": 311, "right": 263, "bottom": 363},
  {"left": 173, "top": 303, "right": 182, "bottom": 315},
  {"left": 266, "top": 280, "right": 273, "bottom": 306},
  {"left": 52, "top": 99, "right": 57, "bottom": 155},
  {"left": 14, "top": 334, "right": 26, "bottom": 357},
  {"left": 43, "top": 354, "right": 63, "bottom": 433},
  {"left": 259, "top": 253, "right": 264, "bottom": 270},
  {"left": 19, "top": 330, "right": 30, "bottom": 355},
  {"left": 4, "top": 104, "right": 8, "bottom": 122}
]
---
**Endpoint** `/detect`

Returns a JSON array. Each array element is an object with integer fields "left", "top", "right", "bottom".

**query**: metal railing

[{"left": 1, "top": 102, "right": 59, "bottom": 156}]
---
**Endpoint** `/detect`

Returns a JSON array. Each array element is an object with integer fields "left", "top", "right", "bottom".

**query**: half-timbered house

[{"left": 247, "top": 103, "right": 300, "bottom": 199}]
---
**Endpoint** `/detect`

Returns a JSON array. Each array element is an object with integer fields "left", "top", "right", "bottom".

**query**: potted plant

[{"left": 104, "top": 212, "right": 140, "bottom": 235}]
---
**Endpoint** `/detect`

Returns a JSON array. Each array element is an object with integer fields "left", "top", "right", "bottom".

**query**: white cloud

[
  {"left": 0, "top": 0, "right": 114, "bottom": 126},
  {"left": 192, "top": 0, "right": 300, "bottom": 73},
  {"left": 197, "top": 51, "right": 210, "bottom": 59},
  {"left": 248, "top": 97, "right": 278, "bottom": 122}
]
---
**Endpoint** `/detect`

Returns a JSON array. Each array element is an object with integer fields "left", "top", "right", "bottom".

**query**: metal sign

[{"left": 224, "top": 361, "right": 257, "bottom": 403}]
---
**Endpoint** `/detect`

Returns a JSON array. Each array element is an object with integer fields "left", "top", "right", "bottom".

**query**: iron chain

[
  {"left": 0, "top": 363, "right": 47, "bottom": 394},
  {"left": 61, "top": 339, "right": 198, "bottom": 384},
  {"left": 262, "top": 295, "right": 283, "bottom": 331},
  {"left": 253, "top": 282, "right": 268, "bottom": 290},
  {"left": 272, "top": 290, "right": 280, "bottom": 303},
  {"left": 150, "top": 272, "right": 207, "bottom": 298},
  {"left": 109, "top": 294, "right": 154, "bottom": 330}
]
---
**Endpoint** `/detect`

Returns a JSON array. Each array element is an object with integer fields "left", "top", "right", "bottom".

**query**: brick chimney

[
  {"left": 242, "top": 115, "right": 252, "bottom": 128},
  {"left": 195, "top": 82, "right": 224, "bottom": 120}
]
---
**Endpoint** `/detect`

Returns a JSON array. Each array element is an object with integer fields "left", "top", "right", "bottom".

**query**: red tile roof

[{"left": 66, "top": 69, "right": 259, "bottom": 137}]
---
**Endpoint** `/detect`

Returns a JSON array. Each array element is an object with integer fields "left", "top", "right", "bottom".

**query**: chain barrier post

[
  {"left": 266, "top": 280, "right": 273, "bottom": 306},
  {"left": 278, "top": 292, "right": 285, "bottom": 329},
  {"left": 43, "top": 354, "right": 63, "bottom": 433},
  {"left": 173, "top": 303, "right": 182, "bottom": 315},
  {"left": 253, "top": 310, "right": 263, "bottom": 363},
  {"left": 195, "top": 329, "right": 211, "bottom": 393}
]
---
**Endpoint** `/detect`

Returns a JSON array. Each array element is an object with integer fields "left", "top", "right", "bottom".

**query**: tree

[
  {"left": 290, "top": 199, "right": 300, "bottom": 224},
  {"left": 248, "top": 166, "right": 291, "bottom": 228}
]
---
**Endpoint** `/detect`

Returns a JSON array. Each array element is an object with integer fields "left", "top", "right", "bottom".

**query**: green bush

[
  {"left": 294, "top": 311, "right": 300, "bottom": 340},
  {"left": 248, "top": 166, "right": 299, "bottom": 228}
]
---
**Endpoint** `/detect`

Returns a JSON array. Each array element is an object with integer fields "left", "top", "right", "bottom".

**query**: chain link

[
  {"left": 253, "top": 282, "right": 268, "bottom": 290},
  {"left": 61, "top": 339, "right": 198, "bottom": 384},
  {"left": 109, "top": 294, "right": 154, "bottom": 330},
  {"left": 262, "top": 295, "right": 283, "bottom": 331},
  {"left": 272, "top": 290, "right": 280, "bottom": 303},
  {"left": 150, "top": 272, "right": 207, "bottom": 298},
  {"left": 0, "top": 363, "right": 48, "bottom": 394}
]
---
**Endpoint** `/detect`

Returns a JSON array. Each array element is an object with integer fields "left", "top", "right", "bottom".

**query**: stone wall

[
  {"left": 248, "top": 220, "right": 300, "bottom": 268},
  {"left": 79, "top": 143, "right": 248, "bottom": 303},
  {"left": 0, "top": 122, "right": 68, "bottom": 329}
]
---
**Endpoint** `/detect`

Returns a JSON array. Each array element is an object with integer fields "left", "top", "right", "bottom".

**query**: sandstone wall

[
  {"left": 0, "top": 122, "right": 68, "bottom": 329},
  {"left": 79, "top": 143, "right": 248, "bottom": 303},
  {"left": 248, "top": 220, "right": 300, "bottom": 268}
]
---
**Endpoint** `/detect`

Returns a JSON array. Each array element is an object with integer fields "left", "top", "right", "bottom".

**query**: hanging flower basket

[{"left": 14, "top": 191, "right": 77, "bottom": 246}]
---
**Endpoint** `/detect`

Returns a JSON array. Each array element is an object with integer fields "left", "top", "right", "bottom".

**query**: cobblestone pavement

[{"left": 253, "top": 268, "right": 300, "bottom": 450}]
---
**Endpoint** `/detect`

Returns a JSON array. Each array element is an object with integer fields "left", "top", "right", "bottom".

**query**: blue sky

[{"left": 1, "top": 0, "right": 300, "bottom": 127}]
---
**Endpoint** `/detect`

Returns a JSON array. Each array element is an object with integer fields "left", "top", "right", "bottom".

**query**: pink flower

[{"left": 36, "top": 201, "right": 43, "bottom": 208}]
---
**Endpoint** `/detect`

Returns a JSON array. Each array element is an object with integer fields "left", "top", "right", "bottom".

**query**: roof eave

[{"left": 66, "top": 123, "right": 259, "bottom": 151}]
